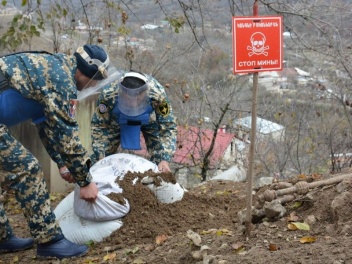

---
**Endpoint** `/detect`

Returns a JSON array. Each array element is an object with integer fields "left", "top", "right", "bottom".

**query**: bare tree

[{"left": 2, "top": 0, "right": 352, "bottom": 180}]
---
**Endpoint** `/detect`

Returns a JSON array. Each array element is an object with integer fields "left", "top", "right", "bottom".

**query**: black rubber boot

[
  {"left": 37, "top": 235, "right": 88, "bottom": 260},
  {"left": 0, "top": 235, "right": 34, "bottom": 253}
]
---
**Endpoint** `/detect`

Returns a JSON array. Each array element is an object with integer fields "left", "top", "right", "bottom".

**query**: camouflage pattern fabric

[
  {"left": 0, "top": 52, "right": 93, "bottom": 242},
  {"left": 91, "top": 75, "right": 177, "bottom": 164},
  {"left": 0, "top": 125, "right": 62, "bottom": 243},
  {"left": 0, "top": 52, "right": 91, "bottom": 186},
  {"left": 36, "top": 121, "right": 65, "bottom": 168}
]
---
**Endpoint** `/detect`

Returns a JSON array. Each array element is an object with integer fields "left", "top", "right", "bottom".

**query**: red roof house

[{"left": 134, "top": 125, "right": 235, "bottom": 167}]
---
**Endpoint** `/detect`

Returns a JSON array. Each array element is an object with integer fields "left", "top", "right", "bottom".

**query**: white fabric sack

[
  {"left": 55, "top": 153, "right": 185, "bottom": 244},
  {"left": 90, "top": 153, "right": 159, "bottom": 177},
  {"left": 73, "top": 153, "right": 159, "bottom": 221},
  {"left": 143, "top": 176, "right": 185, "bottom": 204},
  {"left": 54, "top": 192, "right": 123, "bottom": 244},
  {"left": 73, "top": 184, "right": 130, "bottom": 222},
  {"left": 155, "top": 182, "right": 185, "bottom": 203},
  {"left": 211, "top": 165, "right": 246, "bottom": 182}
]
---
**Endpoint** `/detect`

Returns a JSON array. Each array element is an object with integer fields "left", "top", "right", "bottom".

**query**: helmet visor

[
  {"left": 77, "top": 66, "right": 122, "bottom": 101},
  {"left": 118, "top": 81, "right": 149, "bottom": 116}
]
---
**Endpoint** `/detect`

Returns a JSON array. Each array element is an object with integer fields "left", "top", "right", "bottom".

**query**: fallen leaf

[
  {"left": 268, "top": 243, "right": 280, "bottom": 251},
  {"left": 288, "top": 222, "right": 310, "bottom": 231},
  {"left": 311, "top": 173, "right": 321, "bottom": 180},
  {"left": 291, "top": 201, "right": 303, "bottom": 209},
  {"left": 82, "top": 257, "right": 100, "bottom": 263},
  {"left": 297, "top": 174, "right": 307, "bottom": 180},
  {"left": 300, "top": 236, "right": 316, "bottom": 244},
  {"left": 155, "top": 234, "right": 168, "bottom": 245},
  {"left": 215, "top": 229, "right": 233, "bottom": 236},
  {"left": 232, "top": 242, "right": 246, "bottom": 254},
  {"left": 201, "top": 228, "right": 233, "bottom": 236},
  {"left": 216, "top": 230, "right": 224, "bottom": 236},
  {"left": 50, "top": 194, "right": 58, "bottom": 201},
  {"left": 215, "top": 190, "right": 230, "bottom": 195},
  {"left": 287, "top": 223, "right": 298, "bottom": 230},
  {"left": 12, "top": 255, "right": 19, "bottom": 263},
  {"left": 125, "top": 247, "right": 139, "bottom": 255},
  {"left": 103, "top": 252, "right": 117, "bottom": 261},
  {"left": 132, "top": 258, "right": 147, "bottom": 264},
  {"left": 201, "top": 229, "right": 218, "bottom": 235}
]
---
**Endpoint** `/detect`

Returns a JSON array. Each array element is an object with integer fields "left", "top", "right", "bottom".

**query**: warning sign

[{"left": 232, "top": 16, "right": 283, "bottom": 74}]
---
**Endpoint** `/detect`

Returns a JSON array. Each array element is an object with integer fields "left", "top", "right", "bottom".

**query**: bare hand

[
  {"left": 158, "top": 161, "right": 171, "bottom": 172},
  {"left": 59, "top": 166, "right": 75, "bottom": 183},
  {"left": 80, "top": 182, "right": 98, "bottom": 203}
]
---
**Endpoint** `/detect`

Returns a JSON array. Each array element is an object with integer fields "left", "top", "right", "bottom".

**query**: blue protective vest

[
  {"left": 0, "top": 51, "right": 51, "bottom": 127},
  {"left": 112, "top": 101, "right": 153, "bottom": 150},
  {"left": 0, "top": 89, "right": 46, "bottom": 127}
]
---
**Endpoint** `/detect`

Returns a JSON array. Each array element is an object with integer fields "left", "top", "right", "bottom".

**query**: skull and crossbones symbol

[{"left": 247, "top": 32, "right": 269, "bottom": 56}]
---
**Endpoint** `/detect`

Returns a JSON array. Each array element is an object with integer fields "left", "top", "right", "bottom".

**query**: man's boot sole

[
  {"left": 0, "top": 243, "right": 34, "bottom": 254},
  {"left": 36, "top": 247, "right": 89, "bottom": 260}
]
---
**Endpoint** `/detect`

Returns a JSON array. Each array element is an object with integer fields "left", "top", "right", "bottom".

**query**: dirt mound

[
  {"left": 2, "top": 171, "right": 352, "bottom": 264},
  {"left": 109, "top": 171, "right": 246, "bottom": 247}
]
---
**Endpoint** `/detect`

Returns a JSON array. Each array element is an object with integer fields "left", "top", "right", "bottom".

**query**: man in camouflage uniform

[
  {"left": 0, "top": 45, "right": 110, "bottom": 259},
  {"left": 91, "top": 71, "right": 177, "bottom": 172}
]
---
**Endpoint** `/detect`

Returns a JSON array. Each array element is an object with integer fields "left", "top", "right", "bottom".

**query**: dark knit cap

[{"left": 74, "top": 45, "right": 108, "bottom": 80}]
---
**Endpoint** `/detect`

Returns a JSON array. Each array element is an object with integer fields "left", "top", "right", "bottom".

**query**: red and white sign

[{"left": 232, "top": 16, "right": 283, "bottom": 74}]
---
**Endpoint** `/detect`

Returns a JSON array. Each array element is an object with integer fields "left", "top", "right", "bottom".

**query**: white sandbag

[
  {"left": 74, "top": 161, "right": 130, "bottom": 221},
  {"left": 211, "top": 165, "right": 246, "bottom": 182},
  {"left": 143, "top": 176, "right": 185, "bottom": 203},
  {"left": 54, "top": 192, "right": 123, "bottom": 244},
  {"left": 90, "top": 153, "right": 159, "bottom": 176},
  {"left": 73, "top": 185, "right": 130, "bottom": 222},
  {"left": 54, "top": 153, "right": 184, "bottom": 243},
  {"left": 89, "top": 153, "right": 184, "bottom": 204},
  {"left": 73, "top": 153, "right": 158, "bottom": 221},
  {"left": 150, "top": 182, "right": 185, "bottom": 203}
]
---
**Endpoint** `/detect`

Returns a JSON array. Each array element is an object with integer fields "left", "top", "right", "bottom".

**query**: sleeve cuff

[
  {"left": 56, "top": 162, "right": 66, "bottom": 169},
  {"left": 161, "top": 154, "right": 172, "bottom": 163},
  {"left": 76, "top": 173, "right": 93, "bottom": 187}
]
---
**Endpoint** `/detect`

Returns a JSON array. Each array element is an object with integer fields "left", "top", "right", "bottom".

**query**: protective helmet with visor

[
  {"left": 117, "top": 72, "right": 150, "bottom": 116},
  {"left": 113, "top": 72, "right": 153, "bottom": 150}
]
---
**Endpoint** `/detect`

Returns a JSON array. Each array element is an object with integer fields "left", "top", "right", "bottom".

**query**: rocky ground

[{"left": 1, "top": 169, "right": 352, "bottom": 264}]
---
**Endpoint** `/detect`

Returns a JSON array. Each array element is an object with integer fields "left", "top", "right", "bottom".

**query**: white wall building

[{"left": 233, "top": 116, "right": 285, "bottom": 142}]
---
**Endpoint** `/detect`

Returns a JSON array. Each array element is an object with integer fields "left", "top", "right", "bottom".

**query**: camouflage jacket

[
  {"left": 0, "top": 52, "right": 91, "bottom": 187},
  {"left": 91, "top": 75, "right": 177, "bottom": 164}
]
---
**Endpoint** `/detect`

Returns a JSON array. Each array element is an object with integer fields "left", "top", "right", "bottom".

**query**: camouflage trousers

[{"left": 0, "top": 124, "right": 62, "bottom": 243}]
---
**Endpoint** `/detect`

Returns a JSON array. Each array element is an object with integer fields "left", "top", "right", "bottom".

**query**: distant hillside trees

[{"left": 2, "top": 0, "right": 352, "bottom": 180}]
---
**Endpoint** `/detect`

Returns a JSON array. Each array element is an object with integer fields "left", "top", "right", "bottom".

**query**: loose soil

[{"left": 1, "top": 169, "right": 352, "bottom": 264}]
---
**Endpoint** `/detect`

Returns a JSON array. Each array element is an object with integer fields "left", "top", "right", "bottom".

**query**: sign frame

[{"left": 232, "top": 16, "right": 283, "bottom": 74}]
